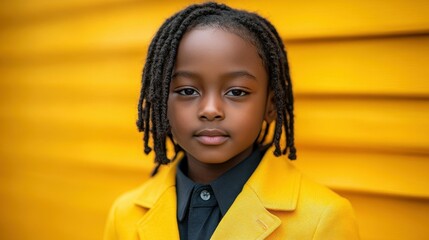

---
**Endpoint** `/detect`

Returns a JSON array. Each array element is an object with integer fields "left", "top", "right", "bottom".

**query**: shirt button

[{"left": 200, "top": 189, "right": 211, "bottom": 201}]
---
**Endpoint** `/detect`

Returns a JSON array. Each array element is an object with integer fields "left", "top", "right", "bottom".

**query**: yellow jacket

[{"left": 104, "top": 147, "right": 360, "bottom": 240}]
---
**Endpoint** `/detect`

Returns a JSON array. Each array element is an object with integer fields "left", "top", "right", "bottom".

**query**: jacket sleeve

[
  {"left": 103, "top": 201, "right": 119, "bottom": 240},
  {"left": 312, "top": 197, "right": 360, "bottom": 240}
]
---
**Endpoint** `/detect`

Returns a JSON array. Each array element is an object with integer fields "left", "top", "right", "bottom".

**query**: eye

[
  {"left": 176, "top": 88, "right": 199, "bottom": 96},
  {"left": 225, "top": 89, "right": 249, "bottom": 97}
]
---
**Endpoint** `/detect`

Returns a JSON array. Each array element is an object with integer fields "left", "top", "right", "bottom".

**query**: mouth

[{"left": 194, "top": 129, "right": 229, "bottom": 146}]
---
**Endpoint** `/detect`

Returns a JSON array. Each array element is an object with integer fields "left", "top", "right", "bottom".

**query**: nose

[{"left": 198, "top": 93, "right": 224, "bottom": 121}]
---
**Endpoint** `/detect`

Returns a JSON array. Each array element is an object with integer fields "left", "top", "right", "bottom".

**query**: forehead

[{"left": 174, "top": 27, "right": 266, "bottom": 78}]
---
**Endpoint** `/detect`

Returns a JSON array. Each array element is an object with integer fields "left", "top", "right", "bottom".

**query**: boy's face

[{"left": 168, "top": 27, "right": 275, "bottom": 168}]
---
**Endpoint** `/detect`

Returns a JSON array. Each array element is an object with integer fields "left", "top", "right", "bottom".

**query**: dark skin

[{"left": 167, "top": 27, "right": 276, "bottom": 184}]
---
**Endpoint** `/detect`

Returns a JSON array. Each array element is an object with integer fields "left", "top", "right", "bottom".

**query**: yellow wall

[{"left": 1, "top": 0, "right": 428, "bottom": 239}]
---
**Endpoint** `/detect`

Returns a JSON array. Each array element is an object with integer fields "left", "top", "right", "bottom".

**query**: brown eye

[
  {"left": 177, "top": 88, "right": 199, "bottom": 96},
  {"left": 226, "top": 89, "right": 248, "bottom": 97}
]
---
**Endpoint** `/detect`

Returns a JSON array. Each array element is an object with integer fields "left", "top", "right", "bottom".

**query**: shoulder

[
  {"left": 103, "top": 184, "right": 149, "bottom": 240},
  {"left": 259, "top": 149, "right": 351, "bottom": 210},
  {"left": 109, "top": 184, "right": 148, "bottom": 216},
  {"left": 105, "top": 183, "right": 152, "bottom": 232},
  {"left": 253, "top": 150, "right": 360, "bottom": 239},
  {"left": 104, "top": 163, "right": 178, "bottom": 240},
  {"left": 108, "top": 161, "right": 177, "bottom": 218},
  {"left": 299, "top": 174, "right": 350, "bottom": 208},
  {"left": 296, "top": 174, "right": 360, "bottom": 239}
]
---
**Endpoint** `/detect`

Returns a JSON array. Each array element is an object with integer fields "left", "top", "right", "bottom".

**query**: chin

[{"left": 191, "top": 154, "right": 231, "bottom": 165}]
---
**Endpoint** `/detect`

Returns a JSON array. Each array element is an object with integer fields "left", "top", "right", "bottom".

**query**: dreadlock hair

[{"left": 137, "top": 2, "right": 297, "bottom": 167}]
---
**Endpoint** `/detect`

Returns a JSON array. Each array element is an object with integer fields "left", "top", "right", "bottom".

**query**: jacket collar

[
  {"left": 211, "top": 146, "right": 302, "bottom": 239},
  {"left": 134, "top": 147, "right": 301, "bottom": 239},
  {"left": 246, "top": 146, "right": 301, "bottom": 211},
  {"left": 134, "top": 155, "right": 180, "bottom": 209},
  {"left": 133, "top": 153, "right": 182, "bottom": 240}
]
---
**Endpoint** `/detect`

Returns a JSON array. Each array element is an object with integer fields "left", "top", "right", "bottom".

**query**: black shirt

[{"left": 176, "top": 147, "right": 265, "bottom": 240}]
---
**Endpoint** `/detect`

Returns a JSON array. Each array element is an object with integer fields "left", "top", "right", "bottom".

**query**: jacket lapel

[
  {"left": 211, "top": 184, "right": 281, "bottom": 239},
  {"left": 136, "top": 186, "right": 180, "bottom": 240},
  {"left": 211, "top": 147, "right": 302, "bottom": 239},
  {"left": 134, "top": 157, "right": 181, "bottom": 240}
]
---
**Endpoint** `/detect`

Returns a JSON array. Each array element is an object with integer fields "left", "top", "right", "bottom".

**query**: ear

[{"left": 264, "top": 90, "right": 276, "bottom": 123}]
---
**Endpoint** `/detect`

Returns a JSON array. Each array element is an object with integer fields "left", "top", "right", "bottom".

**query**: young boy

[{"left": 104, "top": 2, "right": 360, "bottom": 239}]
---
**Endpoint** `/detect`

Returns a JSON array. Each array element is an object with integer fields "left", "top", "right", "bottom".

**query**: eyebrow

[
  {"left": 223, "top": 71, "right": 257, "bottom": 80},
  {"left": 172, "top": 71, "right": 199, "bottom": 80},
  {"left": 172, "top": 70, "right": 257, "bottom": 81}
]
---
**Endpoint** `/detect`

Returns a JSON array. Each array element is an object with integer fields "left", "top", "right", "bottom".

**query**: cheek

[
  {"left": 228, "top": 102, "right": 265, "bottom": 132},
  {"left": 167, "top": 100, "right": 191, "bottom": 134}
]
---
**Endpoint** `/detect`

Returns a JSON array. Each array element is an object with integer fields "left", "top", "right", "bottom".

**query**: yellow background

[{"left": 1, "top": 0, "right": 429, "bottom": 239}]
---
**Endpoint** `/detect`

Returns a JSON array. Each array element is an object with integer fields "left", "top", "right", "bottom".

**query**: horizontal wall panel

[
  {"left": 0, "top": 100, "right": 136, "bottom": 132},
  {"left": 0, "top": 191, "right": 102, "bottom": 240},
  {"left": 0, "top": 3, "right": 183, "bottom": 59},
  {"left": 0, "top": 55, "right": 143, "bottom": 93},
  {"left": 231, "top": 0, "right": 429, "bottom": 39},
  {"left": 0, "top": 0, "right": 132, "bottom": 20},
  {"left": 288, "top": 35, "right": 429, "bottom": 96},
  {"left": 339, "top": 191, "right": 429, "bottom": 240},
  {"left": 0, "top": 133, "right": 149, "bottom": 171},
  {"left": 294, "top": 149, "right": 429, "bottom": 199},
  {"left": 1, "top": 0, "right": 429, "bottom": 59},
  {"left": 295, "top": 98, "right": 429, "bottom": 154}
]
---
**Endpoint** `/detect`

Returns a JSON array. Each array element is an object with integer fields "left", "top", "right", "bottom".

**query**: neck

[{"left": 185, "top": 146, "right": 254, "bottom": 184}]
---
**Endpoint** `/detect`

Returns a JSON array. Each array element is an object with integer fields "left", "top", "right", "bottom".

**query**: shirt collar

[
  {"left": 176, "top": 146, "right": 265, "bottom": 221},
  {"left": 176, "top": 160, "right": 196, "bottom": 221}
]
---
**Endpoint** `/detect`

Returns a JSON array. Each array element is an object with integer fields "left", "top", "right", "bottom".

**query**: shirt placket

[{"left": 187, "top": 185, "right": 219, "bottom": 240}]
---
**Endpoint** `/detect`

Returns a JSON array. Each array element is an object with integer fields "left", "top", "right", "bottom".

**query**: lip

[{"left": 194, "top": 129, "right": 229, "bottom": 146}]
